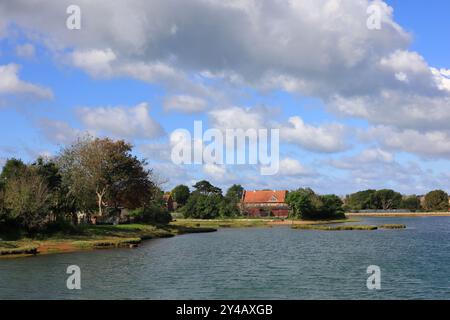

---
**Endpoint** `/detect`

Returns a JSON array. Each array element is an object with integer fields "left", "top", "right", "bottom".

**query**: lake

[{"left": 1, "top": 217, "right": 450, "bottom": 299}]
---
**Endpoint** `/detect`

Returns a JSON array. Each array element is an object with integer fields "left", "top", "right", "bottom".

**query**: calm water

[{"left": 1, "top": 217, "right": 450, "bottom": 299}]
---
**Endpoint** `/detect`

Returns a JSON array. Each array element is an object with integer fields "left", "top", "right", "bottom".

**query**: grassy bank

[{"left": 0, "top": 223, "right": 216, "bottom": 258}]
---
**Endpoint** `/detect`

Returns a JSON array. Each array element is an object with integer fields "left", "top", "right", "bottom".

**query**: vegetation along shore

[{"left": 1, "top": 135, "right": 449, "bottom": 258}]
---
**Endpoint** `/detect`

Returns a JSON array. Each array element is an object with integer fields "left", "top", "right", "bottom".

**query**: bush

[{"left": 129, "top": 205, "right": 172, "bottom": 224}]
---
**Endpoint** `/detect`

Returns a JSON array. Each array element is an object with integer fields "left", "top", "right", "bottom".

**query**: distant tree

[
  {"left": 4, "top": 167, "right": 50, "bottom": 232},
  {"left": 318, "top": 195, "right": 345, "bottom": 219},
  {"left": 220, "top": 184, "right": 244, "bottom": 217},
  {"left": 372, "top": 189, "right": 402, "bottom": 210},
  {"left": 225, "top": 184, "right": 244, "bottom": 201},
  {"left": 183, "top": 181, "right": 223, "bottom": 219},
  {"left": 424, "top": 190, "right": 449, "bottom": 212},
  {"left": 286, "top": 188, "right": 317, "bottom": 219},
  {"left": 192, "top": 180, "right": 222, "bottom": 196},
  {"left": 401, "top": 196, "right": 421, "bottom": 211},
  {"left": 286, "top": 188, "right": 344, "bottom": 220},
  {"left": 171, "top": 185, "right": 190, "bottom": 206},
  {"left": 344, "top": 189, "right": 377, "bottom": 210}
]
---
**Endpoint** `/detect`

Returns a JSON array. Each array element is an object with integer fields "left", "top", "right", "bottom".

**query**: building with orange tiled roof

[{"left": 241, "top": 190, "right": 289, "bottom": 218}]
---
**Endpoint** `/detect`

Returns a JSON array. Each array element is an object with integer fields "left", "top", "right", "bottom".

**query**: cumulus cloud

[
  {"left": 278, "top": 158, "right": 310, "bottom": 176},
  {"left": 281, "top": 116, "right": 348, "bottom": 153},
  {"left": 164, "top": 94, "right": 207, "bottom": 113},
  {"left": 0, "top": 63, "right": 53, "bottom": 98},
  {"left": 208, "top": 106, "right": 275, "bottom": 130},
  {"left": 365, "top": 126, "right": 450, "bottom": 159},
  {"left": 77, "top": 102, "right": 164, "bottom": 140}
]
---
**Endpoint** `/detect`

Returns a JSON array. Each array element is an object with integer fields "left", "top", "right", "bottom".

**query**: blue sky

[{"left": 0, "top": 0, "right": 449, "bottom": 195}]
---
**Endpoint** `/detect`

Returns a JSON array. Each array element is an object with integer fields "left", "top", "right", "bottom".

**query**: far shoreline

[{"left": 345, "top": 212, "right": 450, "bottom": 217}]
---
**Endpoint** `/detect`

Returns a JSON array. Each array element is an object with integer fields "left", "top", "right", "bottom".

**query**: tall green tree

[
  {"left": 192, "top": 180, "right": 222, "bottom": 196},
  {"left": 171, "top": 184, "right": 190, "bottom": 206},
  {"left": 424, "top": 190, "right": 449, "bottom": 211},
  {"left": 57, "top": 136, "right": 157, "bottom": 217},
  {"left": 4, "top": 167, "right": 50, "bottom": 232},
  {"left": 372, "top": 189, "right": 402, "bottom": 210},
  {"left": 344, "top": 189, "right": 377, "bottom": 210},
  {"left": 220, "top": 184, "right": 244, "bottom": 217}
]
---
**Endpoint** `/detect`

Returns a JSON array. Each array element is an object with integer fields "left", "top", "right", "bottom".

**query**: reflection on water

[{"left": 1, "top": 217, "right": 450, "bottom": 299}]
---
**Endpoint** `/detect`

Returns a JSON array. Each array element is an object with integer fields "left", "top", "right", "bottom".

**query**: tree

[
  {"left": 424, "top": 190, "right": 449, "bottom": 212},
  {"left": 285, "top": 188, "right": 316, "bottom": 219},
  {"left": 0, "top": 158, "right": 27, "bottom": 183},
  {"left": 58, "top": 136, "right": 157, "bottom": 217},
  {"left": 401, "top": 196, "right": 421, "bottom": 211},
  {"left": 344, "top": 189, "right": 377, "bottom": 210},
  {"left": 372, "top": 189, "right": 402, "bottom": 210},
  {"left": 192, "top": 180, "right": 222, "bottom": 196},
  {"left": 225, "top": 184, "right": 244, "bottom": 201},
  {"left": 171, "top": 185, "right": 190, "bottom": 206},
  {"left": 183, "top": 181, "right": 223, "bottom": 219},
  {"left": 286, "top": 188, "right": 344, "bottom": 220},
  {"left": 220, "top": 184, "right": 244, "bottom": 217},
  {"left": 4, "top": 167, "right": 50, "bottom": 232}
]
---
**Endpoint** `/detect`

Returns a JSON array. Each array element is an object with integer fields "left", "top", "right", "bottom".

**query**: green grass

[
  {"left": 0, "top": 223, "right": 217, "bottom": 258},
  {"left": 379, "top": 224, "right": 406, "bottom": 229},
  {"left": 0, "top": 242, "right": 38, "bottom": 256}
]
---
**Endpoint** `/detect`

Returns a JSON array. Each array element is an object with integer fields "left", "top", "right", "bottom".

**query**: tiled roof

[{"left": 242, "top": 190, "right": 287, "bottom": 203}]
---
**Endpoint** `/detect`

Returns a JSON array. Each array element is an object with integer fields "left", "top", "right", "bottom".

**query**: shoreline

[
  {"left": 0, "top": 223, "right": 216, "bottom": 259},
  {"left": 2, "top": 214, "right": 448, "bottom": 259},
  {"left": 345, "top": 212, "right": 450, "bottom": 217}
]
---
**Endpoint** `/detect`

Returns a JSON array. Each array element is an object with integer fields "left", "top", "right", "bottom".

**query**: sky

[{"left": 0, "top": 0, "right": 449, "bottom": 195}]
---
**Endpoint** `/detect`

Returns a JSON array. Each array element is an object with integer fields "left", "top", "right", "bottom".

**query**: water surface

[{"left": 1, "top": 217, "right": 449, "bottom": 299}]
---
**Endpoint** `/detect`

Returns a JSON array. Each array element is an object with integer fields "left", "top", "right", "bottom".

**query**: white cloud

[
  {"left": 0, "top": 63, "right": 53, "bottom": 98},
  {"left": 209, "top": 106, "right": 275, "bottom": 130},
  {"left": 278, "top": 158, "right": 309, "bottom": 176},
  {"left": 38, "top": 119, "right": 81, "bottom": 144},
  {"left": 203, "top": 163, "right": 227, "bottom": 180},
  {"left": 15, "top": 43, "right": 35, "bottom": 58},
  {"left": 366, "top": 126, "right": 450, "bottom": 159},
  {"left": 77, "top": 102, "right": 164, "bottom": 140},
  {"left": 164, "top": 94, "right": 207, "bottom": 113},
  {"left": 281, "top": 116, "right": 348, "bottom": 153},
  {"left": 71, "top": 48, "right": 116, "bottom": 77}
]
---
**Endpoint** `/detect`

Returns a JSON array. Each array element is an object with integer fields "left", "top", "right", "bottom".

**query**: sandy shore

[{"left": 345, "top": 212, "right": 450, "bottom": 217}]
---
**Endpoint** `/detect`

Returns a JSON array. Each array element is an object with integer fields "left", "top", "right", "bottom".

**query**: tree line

[
  {"left": 0, "top": 136, "right": 168, "bottom": 234},
  {"left": 344, "top": 189, "right": 449, "bottom": 212}
]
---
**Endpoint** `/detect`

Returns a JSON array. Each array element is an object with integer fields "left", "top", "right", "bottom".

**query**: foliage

[
  {"left": 57, "top": 136, "right": 157, "bottom": 216},
  {"left": 3, "top": 167, "right": 51, "bottom": 232},
  {"left": 171, "top": 184, "right": 190, "bottom": 206},
  {"left": 344, "top": 189, "right": 377, "bottom": 210},
  {"left": 345, "top": 189, "right": 402, "bottom": 210},
  {"left": 286, "top": 188, "right": 345, "bottom": 220},
  {"left": 423, "top": 190, "right": 449, "bottom": 212},
  {"left": 128, "top": 204, "right": 172, "bottom": 224},
  {"left": 219, "top": 184, "right": 244, "bottom": 218},
  {"left": 192, "top": 180, "right": 222, "bottom": 195},
  {"left": 401, "top": 196, "right": 421, "bottom": 211},
  {"left": 182, "top": 181, "right": 224, "bottom": 219},
  {"left": 372, "top": 189, "right": 402, "bottom": 210}
]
